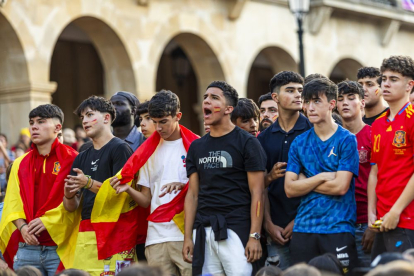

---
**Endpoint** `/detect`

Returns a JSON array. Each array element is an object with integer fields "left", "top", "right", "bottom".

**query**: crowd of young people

[{"left": 0, "top": 55, "right": 413, "bottom": 276}]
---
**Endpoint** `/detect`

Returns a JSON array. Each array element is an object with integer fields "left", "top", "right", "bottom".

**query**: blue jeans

[
  {"left": 266, "top": 240, "right": 291, "bottom": 270},
  {"left": 355, "top": 224, "right": 371, "bottom": 267},
  {"left": 13, "top": 243, "right": 60, "bottom": 276}
]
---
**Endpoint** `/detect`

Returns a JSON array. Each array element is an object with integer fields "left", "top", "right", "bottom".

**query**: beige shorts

[{"left": 145, "top": 241, "right": 192, "bottom": 276}]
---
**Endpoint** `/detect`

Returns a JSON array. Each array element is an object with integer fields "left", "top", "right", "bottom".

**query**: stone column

[{"left": 0, "top": 81, "right": 57, "bottom": 145}]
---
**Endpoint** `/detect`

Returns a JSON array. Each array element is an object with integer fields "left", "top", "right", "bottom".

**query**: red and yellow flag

[
  {"left": 91, "top": 126, "right": 199, "bottom": 260},
  {"left": 0, "top": 141, "right": 78, "bottom": 269}
]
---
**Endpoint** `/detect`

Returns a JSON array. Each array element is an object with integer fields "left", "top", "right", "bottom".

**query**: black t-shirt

[
  {"left": 70, "top": 137, "right": 133, "bottom": 220},
  {"left": 363, "top": 107, "right": 389, "bottom": 126},
  {"left": 186, "top": 126, "right": 267, "bottom": 217},
  {"left": 257, "top": 113, "right": 312, "bottom": 228}
]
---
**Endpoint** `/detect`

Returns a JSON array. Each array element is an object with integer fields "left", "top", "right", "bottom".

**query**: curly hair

[
  {"left": 74, "top": 95, "right": 116, "bottom": 121},
  {"left": 149, "top": 90, "right": 180, "bottom": 118},
  {"left": 304, "top": 73, "right": 328, "bottom": 85},
  {"left": 231, "top": 98, "right": 260, "bottom": 123},
  {"left": 207, "top": 80, "right": 238, "bottom": 107},
  {"left": 337, "top": 80, "right": 364, "bottom": 99},
  {"left": 270, "top": 71, "right": 304, "bottom": 94},
  {"left": 357, "top": 67, "right": 381, "bottom": 85},
  {"left": 136, "top": 101, "right": 150, "bottom": 116},
  {"left": 303, "top": 78, "right": 338, "bottom": 102},
  {"left": 381, "top": 56, "right": 414, "bottom": 79},
  {"left": 258, "top": 92, "right": 273, "bottom": 107},
  {"left": 29, "top": 104, "right": 64, "bottom": 124}
]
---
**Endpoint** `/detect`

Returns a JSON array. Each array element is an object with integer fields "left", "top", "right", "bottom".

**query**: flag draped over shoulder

[
  {"left": 91, "top": 126, "right": 199, "bottom": 260},
  {"left": 0, "top": 142, "right": 78, "bottom": 268}
]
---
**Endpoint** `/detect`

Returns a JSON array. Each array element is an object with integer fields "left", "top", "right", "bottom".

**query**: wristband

[
  {"left": 19, "top": 224, "right": 27, "bottom": 232},
  {"left": 84, "top": 175, "right": 91, "bottom": 189},
  {"left": 90, "top": 179, "right": 95, "bottom": 189},
  {"left": 86, "top": 177, "right": 93, "bottom": 190}
]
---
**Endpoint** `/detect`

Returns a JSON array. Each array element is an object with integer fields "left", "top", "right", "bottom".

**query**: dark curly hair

[
  {"left": 231, "top": 98, "right": 260, "bottom": 123},
  {"left": 304, "top": 73, "right": 328, "bottom": 85},
  {"left": 337, "top": 80, "right": 364, "bottom": 99},
  {"left": 270, "top": 71, "right": 304, "bottom": 94},
  {"left": 207, "top": 80, "right": 238, "bottom": 107},
  {"left": 74, "top": 95, "right": 116, "bottom": 121},
  {"left": 136, "top": 101, "right": 150, "bottom": 116},
  {"left": 303, "top": 78, "right": 338, "bottom": 102},
  {"left": 29, "top": 104, "right": 64, "bottom": 124},
  {"left": 258, "top": 92, "right": 273, "bottom": 107},
  {"left": 381, "top": 56, "right": 414, "bottom": 79},
  {"left": 149, "top": 90, "right": 180, "bottom": 118},
  {"left": 357, "top": 67, "right": 381, "bottom": 85}
]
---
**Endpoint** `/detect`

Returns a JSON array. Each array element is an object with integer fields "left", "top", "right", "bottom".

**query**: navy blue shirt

[
  {"left": 287, "top": 126, "right": 358, "bottom": 235},
  {"left": 257, "top": 113, "right": 312, "bottom": 228}
]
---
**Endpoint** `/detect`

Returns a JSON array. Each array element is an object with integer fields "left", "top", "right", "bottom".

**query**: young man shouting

[
  {"left": 63, "top": 96, "right": 134, "bottom": 275},
  {"left": 258, "top": 71, "right": 312, "bottom": 270},
  {"left": 368, "top": 56, "right": 414, "bottom": 259},
  {"left": 231, "top": 98, "right": 260, "bottom": 136},
  {"left": 285, "top": 78, "right": 359, "bottom": 275},
  {"left": 183, "top": 81, "right": 267, "bottom": 276},
  {"left": 337, "top": 80, "right": 374, "bottom": 267},
  {"left": 0, "top": 104, "right": 77, "bottom": 274},
  {"left": 258, "top": 93, "right": 278, "bottom": 131},
  {"left": 357, "top": 67, "right": 388, "bottom": 126}
]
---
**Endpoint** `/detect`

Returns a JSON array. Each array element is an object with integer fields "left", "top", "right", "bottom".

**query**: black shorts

[
  {"left": 290, "top": 232, "right": 358, "bottom": 275},
  {"left": 371, "top": 227, "right": 414, "bottom": 261}
]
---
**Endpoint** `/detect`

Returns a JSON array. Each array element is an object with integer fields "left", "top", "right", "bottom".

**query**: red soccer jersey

[
  {"left": 371, "top": 102, "right": 414, "bottom": 230},
  {"left": 355, "top": 124, "right": 371, "bottom": 224},
  {"left": 31, "top": 142, "right": 59, "bottom": 246}
]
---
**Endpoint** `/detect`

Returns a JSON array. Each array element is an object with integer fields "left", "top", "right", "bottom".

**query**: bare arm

[
  {"left": 110, "top": 177, "right": 151, "bottom": 208},
  {"left": 245, "top": 171, "right": 265, "bottom": 263},
  {"left": 381, "top": 168, "right": 414, "bottom": 231},
  {"left": 13, "top": 218, "right": 39, "bottom": 245},
  {"left": 0, "top": 142, "right": 10, "bottom": 166},
  {"left": 313, "top": 171, "right": 353, "bottom": 196},
  {"left": 264, "top": 162, "right": 287, "bottom": 187},
  {"left": 182, "top": 172, "right": 199, "bottom": 263},
  {"left": 367, "top": 164, "right": 378, "bottom": 228},
  {"left": 285, "top": 171, "right": 335, "bottom": 198}
]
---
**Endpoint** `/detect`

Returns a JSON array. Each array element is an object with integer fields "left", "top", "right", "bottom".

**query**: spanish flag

[
  {"left": 0, "top": 141, "right": 78, "bottom": 269},
  {"left": 91, "top": 125, "right": 199, "bottom": 260}
]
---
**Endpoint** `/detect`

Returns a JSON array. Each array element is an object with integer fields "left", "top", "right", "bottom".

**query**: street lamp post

[{"left": 288, "top": 0, "right": 310, "bottom": 77}]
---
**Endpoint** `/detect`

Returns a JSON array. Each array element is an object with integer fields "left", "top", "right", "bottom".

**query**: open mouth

[
  {"left": 204, "top": 108, "right": 212, "bottom": 118},
  {"left": 84, "top": 126, "right": 92, "bottom": 131}
]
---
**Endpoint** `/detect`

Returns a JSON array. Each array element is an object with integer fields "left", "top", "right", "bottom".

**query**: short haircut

[
  {"left": 305, "top": 73, "right": 328, "bottom": 84},
  {"left": 308, "top": 253, "right": 344, "bottom": 275},
  {"left": 207, "top": 80, "right": 238, "bottom": 107},
  {"left": 337, "top": 80, "right": 364, "bottom": 99},
  {"left": 269, "top": 71, "right": 304, "bottom": 94},
  {"left": 56, "top": 269, "right": 90, "bottom": 276},
  {"left": 255, "top": 265, "right": 282, "bottom": 276},
  {"left": 357, "top": 67, "right": 382, "bottom": 85},
  {"left": 16, "top": 266, "right": 43, "bottom": 276},
  {"left": 283, "top": 264, "right": 321, "bottom": 276},
  {"left": 231, "top": 98, "right": 260, "bottom": 123},
  {"left": 29, "top": 104, "right": 64, "bottom": 124},
  {"left": 303, "top": 78, "right": 338, "bottom": 102},
  {"left": 149, "top": 90, "right": 180, "bottom": 118},
  {"left": 258, "top": 92, "right": 273, "bottom": 107},
  {"left": 74, "top": 96, "right": 116, "bottom": 121},
  {"left": 136, "top": 101, "right": 150, "bottom": 116},
  {"left": 381, "top": 56, "right": 414, "bottom": 80}
]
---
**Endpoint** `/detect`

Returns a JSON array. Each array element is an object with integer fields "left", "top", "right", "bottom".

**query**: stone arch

[
  {"left": 50, "top": 16, "right": 137, "bottom": 127},
  {"left": 247, "top": 46, "right": 298, "bottom": 102},
  {"left": 329, "top": 58, "right": 364, "bottom": 83},
  {"left": 51, "top": 16, "right": 136, "bottom": 97},
  {"left": 156, "top": 32, "right": 226, "bottom": 134},
  {"left": 0, "top": 12, "right": 31, "bottom": 143}
]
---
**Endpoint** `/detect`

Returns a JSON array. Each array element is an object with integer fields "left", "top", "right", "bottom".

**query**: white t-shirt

[{"left": 138, "top": 138, "right": 188, "bottom": 246}]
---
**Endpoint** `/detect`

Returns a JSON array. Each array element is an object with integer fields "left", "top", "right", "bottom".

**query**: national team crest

[
  {"left": 52, "top": 161, "right": 61, "bottom": 175},
  {"left": 358, "top": 149, "right": 368, "bottom": 163},
  {"left": 392, "top": 130, "right": 407, "bottom": 147}
]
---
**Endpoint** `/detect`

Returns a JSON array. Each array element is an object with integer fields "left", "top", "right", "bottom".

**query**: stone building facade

[{"left": 0, "top": 0, "right": 413, "bottom": 140}]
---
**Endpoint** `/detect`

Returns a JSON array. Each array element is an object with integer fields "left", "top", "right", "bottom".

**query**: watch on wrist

[{"left": 249, "top": 232, "right": 261, "bottom": 240}]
